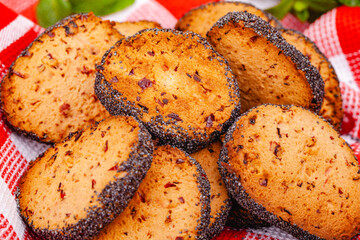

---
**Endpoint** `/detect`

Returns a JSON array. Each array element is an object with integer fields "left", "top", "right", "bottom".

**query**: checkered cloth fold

[{"left": 1, "top": 0, "right": 360, "bottom": 239}]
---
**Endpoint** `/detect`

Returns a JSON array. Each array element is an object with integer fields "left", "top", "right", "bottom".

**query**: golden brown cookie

[
  {"left": 113, "top": 20, "right": 162, "bottom": 37},
  {"left": 280, "top": 28, "right": 343, "bottom": 131},
  {"left": 95, "top": 28, "right": 241, "bottom": 153},
  {"left": 207, "top": 11, "right": 324, "bottom": 113},
  {"left": 0, "top": 13, "right": 124, "bottom": 143},
  {"left": 17, "top": 116, "right": 153, "bottom": 240},
  {"left": 220, "top": 104, "right": 360, "bottom": 239},
  {"left": 175, "top": 1, "right": 282, "bottom": 38},
  {"left": 190, "top": 141, "right": 230, "bottom": 238},
  {"left": 95, "top": 145, "right": 210, "bottom": 240}
]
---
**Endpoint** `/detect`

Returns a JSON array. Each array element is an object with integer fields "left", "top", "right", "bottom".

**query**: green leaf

[
  {"left": 337, "top": 0, "right": 360, "bottom": 6},
  {"left": 293, "top": 8, "right": 310, "bottom": 21},
  {"left": 267, "top": 0, "right": 296, "bottom": 20},
  {"left": 69, "top": 0, "right": 135, "bottom": 16},
  {"left": 293, "top": 1, "right": 308, "bottom": 12},
  {"left": 36, "top": 0, "right": 72, "bottom": 28},
  {"left": 301, "top": 0, "right": 339, "bottom": 12}
]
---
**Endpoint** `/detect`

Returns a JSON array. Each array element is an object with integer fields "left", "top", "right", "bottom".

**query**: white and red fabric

[{"left": 0, "top": 0, "right": 360, "bottom": 239}]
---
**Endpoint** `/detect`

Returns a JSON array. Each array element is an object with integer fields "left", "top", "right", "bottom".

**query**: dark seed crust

[
  {"left": 204, "top": 198, "right": 231, "bottom": 239},
  {"left": 226, "top": 199, "right": 270, "bottom": 229},
  {"left": 181, "top": 148, "right": 212, "bottom": 239},
  {"left": 94, "top": 145, "right": 211, "bottom": 240},
  {"left": 190, "top": 142, "right": 231, "bottom": 238},
  {"left": 208, "top": 11, "right": 324, "bottom": 113},
  {"left": 219, "top": 104, "right": 359, "bottom": 240},
  {"left": 95, "top": 28, "right": 241, "bottom": 153},
  {"left": 219, "top": 105, "right": 321, "bottom": 240},
  {"left": 279, "top": 28, "right": 343, "bottom": 131},
  {"left": 17, "top": 116, "right": 154, "bottom": 240}
]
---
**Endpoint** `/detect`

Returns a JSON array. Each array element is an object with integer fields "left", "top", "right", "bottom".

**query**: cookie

[
  {"left": 95, "top": 145, "right": 210, "bottom": 240},
  {"left": 207, "top": 11, "right": 324, "bottom": 113},
  {"left": 95, "top": 28, "right": 241, "bottom": 153},
  {"left": 0, "top": 13, "right": 124, "bottom": 143},
  {"left": 17, "top": 116, "right": 153, "bottom": 240},
  {"left": 280, "top": 28, "right": 343, "bottom": 131},
  {"left": 190, "top": 141, "right": 230, "bottom": 238},
  {"left": 175, "top": 1, "right": 282, "bottom": 38},
  {"left": 113, "top": 20, "right": 162, "bottom": 37},
  {"left": 220, "top": 104, "right": 360, "bottom": 239}
]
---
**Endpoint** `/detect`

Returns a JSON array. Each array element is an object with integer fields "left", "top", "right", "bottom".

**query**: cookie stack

[{"left": 2, "top": 1, "right": 358, "bottom": 239}]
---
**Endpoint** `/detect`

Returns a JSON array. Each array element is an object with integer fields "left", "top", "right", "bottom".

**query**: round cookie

[
  {"left": 220, "top": 104, "right": 360, "bottom": 239},
  {"left": 207, "top": 11, "right": 324, "bottom": 113},
  {"left": 0, "top": 13, "right": 124, "bottom": 143},
  {"left": 113, "top": 20, "right": 162, "bottom": 37},
  {"left": 17, "top": 116, "right": 153, "bottom": 240},
  {"left": 175, "top": 1, "right": 282, "bottom": 38},
  {"left": 95, "top": 145, "right": 210, "bottom": 240},
  {"left": 190, "top": 141, "right": 231, "bottom": 238},
  {"left": 95, "top": 28, "right": 241, "bottom": 153},
  {"left": 280, "top": 28, "right": 343, "bottom": 131}
]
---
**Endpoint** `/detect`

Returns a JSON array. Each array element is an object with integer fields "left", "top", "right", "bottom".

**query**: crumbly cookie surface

[
  {"left": 1, "top": 13, "right": 123, "bottom": 143},
  {"left": 221, "top": 104, "right": 360, "bottom": 239},
  {"left": 207, "top": 12, "right": 324, "bottom": 113},
  {"left": 96, "top": 28, "right": 241, "bottom": 152},
  {"left": 18, "top": 116, "right": 153, "bottom": 240},
  {"left": 95, "top": 145, "right": 210, "bottom": 240},
  {"left": 281, "top": 28, "right": 343, "bottom": 131}
]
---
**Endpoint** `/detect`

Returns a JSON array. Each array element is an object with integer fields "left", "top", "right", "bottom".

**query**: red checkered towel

[{"left": 0, "top": 0, "right": 360, "bottom": 239}]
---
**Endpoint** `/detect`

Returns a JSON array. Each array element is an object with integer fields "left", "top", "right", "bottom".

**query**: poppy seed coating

[
  {"left": 0, "top": 13, "right": 123, "bottom": 144},
  {"left": 17, "top": 116, "right": 154, "bottom": 240},
  {"left": 95, "top": 28, "right": 241, "bottom": 153},
  {"left": 220, "top": 104, "right": 360, "bottom": 240},
  {"left": 207, "top": 11, "right": 324, "bottom": 113}
]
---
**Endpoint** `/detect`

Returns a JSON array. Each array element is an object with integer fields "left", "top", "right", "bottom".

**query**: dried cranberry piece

[
  {"left": 205, "top": 114, "right": 215, "bottom": 128},
  {"left": 138, "top": 192, "right": 146, "bottom": 203},
  {"left": 193, "top": 74, "right": 201, "bottom": 82},
  {"left": 104, "top": 140, "right": 108, "bottom": 152},
  {"left": 109, "top": 164, "right": 118, "bottom": 171},
  {"left": 12, "top": 71, "right": 25, "bottom": 78},
  {"left": 164, "top": 182, "right": 176, "bottom": 188},
  {"left": 250, "top": 35, "right": 259, "bottom": 43},
  {"left": 60, "top": 103, "right": 70, "bottom": 117},
  {"left": 138, "top": 78, "right": 153, "bottom": 90},
  {"left": 260, "top": 179, "right": 268, "bottom": 187},
  {"left": 110, "top": 76, "right": 119, "bottom": 83},
  {"left": 60, "top": 189, "right": 66, "bottom": 199},
  {"left": 167, "top": 113, "right": 182, "bottom": 121},
  {"left": 176, "top": 159, "right": 185, "bottom": 164}
]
